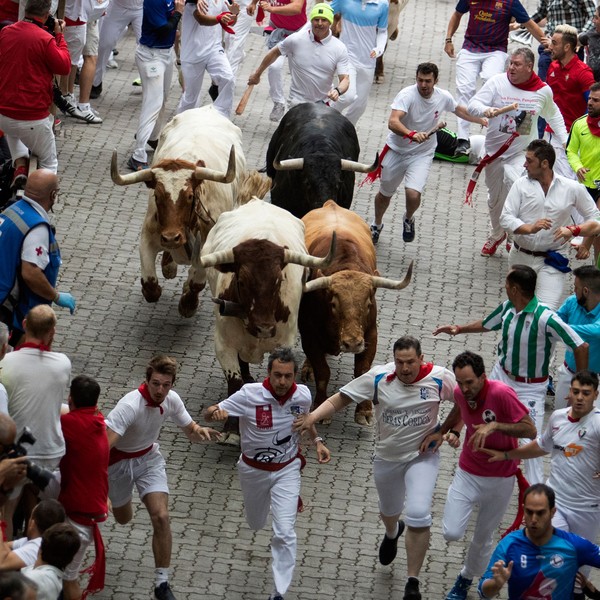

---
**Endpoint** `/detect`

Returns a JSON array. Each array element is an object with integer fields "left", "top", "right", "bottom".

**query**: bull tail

[{"left": 237, "top": 170, "right": 272, "bottom": 205}]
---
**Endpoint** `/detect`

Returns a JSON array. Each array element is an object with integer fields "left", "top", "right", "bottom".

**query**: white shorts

[
  {"left": 552, "top": 505, "right": 600, "bottom": 542},
  {"left": 373, "top": 451, "right": 440, "bottom": 527},
  {"left": 379, "top": 149, "right": 434, "bottom": 197},
  {"left": 108, "top": 444, "right": 168, "bottom": 507},
  {"left": 84, "top": 21, "right": 99, "bottom": 56},
  {"left": 64, "top": 23, "right": 87, "bottom": 65},
  {"left": 63, "top": 518, "right": 95, "bottom": 581}
]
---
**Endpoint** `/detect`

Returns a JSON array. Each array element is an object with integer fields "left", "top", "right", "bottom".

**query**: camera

[
  {"left": 1, "top": 428, "right": 53, "bottom": 491},
  {"left": 44, "top": 14, "right": 56, "bottom": 36}
]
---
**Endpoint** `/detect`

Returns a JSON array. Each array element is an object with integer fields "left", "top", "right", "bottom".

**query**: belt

[
  {"left": 514, "top": 242, "right": 548, "bottom": 258},
  {"left": 502, "top": 367, "right": 548, "bottom": 384}
]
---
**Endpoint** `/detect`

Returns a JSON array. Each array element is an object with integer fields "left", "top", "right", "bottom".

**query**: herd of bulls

[{"left": 111, "top": 103, "right": 413, "bottom": 444}]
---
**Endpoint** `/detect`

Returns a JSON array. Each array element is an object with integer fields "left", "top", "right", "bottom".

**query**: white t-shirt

[
  {"left": 0, "top": 349, "right": 71, "bottom": 460},
  {"left": 180, "top": 0, "right": 229, "bottom": 63},
  {"left": 278, "top": 28, "right": 350, "bottom": 106},
  {"left": 0, "top": 383, "right": 7, "bottom": 414},
  {"left": 106, "top": 388, "right": 192, "bottom": 453},
  {"left": 468, "top": 72, "right": 568, "bottom": 159},
  {"left": 538, "top": 407, "right": 600, "bottom": 512},
  {"left": 21, "top": 565, "right": 63, "bottom": 600},
  {"left": 12, "top": 536, "right": 41, "bottom": 567},
  {"left": 385, "top": 85, "right": 457, "bottom": 157},
  {"left": 340, "top": 362, "right": 456, "bottom": 463},
  {"left": 218, "top": 382, "right": 311, "bottom": 464}
]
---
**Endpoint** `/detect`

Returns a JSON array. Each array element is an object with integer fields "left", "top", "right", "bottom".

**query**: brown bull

[{"left": 299, "top": 201, "right": 412, "bottom": 425}]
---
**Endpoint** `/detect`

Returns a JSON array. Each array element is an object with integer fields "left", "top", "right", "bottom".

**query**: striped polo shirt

[{"left": 482, "top": 297, "right": 584, "bottom": 379}]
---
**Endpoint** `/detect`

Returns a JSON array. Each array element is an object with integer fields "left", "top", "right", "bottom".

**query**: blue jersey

[
  {"left": 479, "top": 529, "right": 600, "bottom": 599},
  {"left": 140, "top": 0, "right": 178, "bottom": 48}
]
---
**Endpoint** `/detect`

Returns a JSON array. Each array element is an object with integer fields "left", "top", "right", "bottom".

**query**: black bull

[{"left": 266, "top": 103, "right": 377, "bottom": 219}]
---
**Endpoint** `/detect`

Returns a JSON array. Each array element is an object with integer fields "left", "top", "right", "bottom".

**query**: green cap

[{"left": 309, "top": 2, "right": 334, "bottom": 24}]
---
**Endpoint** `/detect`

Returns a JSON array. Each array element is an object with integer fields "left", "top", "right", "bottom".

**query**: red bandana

[
  {"left": 508, "top": 72, "right": 545, "bottom": 92},
  {"left": 587, "top": 115, "right": 600, "bottom": 137},
  {"left": 262, "top": 377, "right": 297, "bottom": 406},
  {"left": 16, "top": 342, "right": 50, "bottom": 351},
  {"left": 386, "top": 363, "right": 434, "bottom": 383},
  {"left": 138, "top": 383, "right": 164, "bottom": 414}
]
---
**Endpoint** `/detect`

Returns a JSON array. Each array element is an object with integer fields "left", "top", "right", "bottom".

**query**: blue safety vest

[{"left": 0, "top": 199, "right": 61, "bottom": 327}]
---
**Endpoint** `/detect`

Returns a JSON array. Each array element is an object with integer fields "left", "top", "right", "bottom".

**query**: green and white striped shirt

[{"left": 482, "top": 297, "right": 584, "bottom": 379}]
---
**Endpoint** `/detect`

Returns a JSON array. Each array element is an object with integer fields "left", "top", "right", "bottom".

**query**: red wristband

[
  {"left": 216, "top": 12, "right": 235, "bottom": 33},
  {"left": 567, "top": 225, "right": 581, "bottom": 237},
  {"left": 405, "top": 130, "right": 417, "bottom": 140}
]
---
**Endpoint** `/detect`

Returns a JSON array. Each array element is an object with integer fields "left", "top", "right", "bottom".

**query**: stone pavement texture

[{"left": 45, "top": 0, "right": 595, "bottom": 598}]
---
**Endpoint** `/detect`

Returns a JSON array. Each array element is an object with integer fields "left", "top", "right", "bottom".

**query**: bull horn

[
  {"left": 211, "top": 298, "right": 246, "bottom": 317},
  {"left": 110, "top": 150, "right": 154, "bottom": 185},
  {"left": 340, "top": 152, "right": 379, "bottom": 173},
  {"left": 200, "top": 248, "right": 235, "bottom": 268},
  {"left": 273, "top": 150, "right": 304, "bottom": 171},
  {"left": 194, "top": 146, "right": 236, "bottom": 183},
  {"left": 284, "top": 231, "right": 337, "bottom": 269},
  {"left": 371, "top": 260, "right": 414, "bottom": 290},
  {"left": 303, "top": 276, "right": 332, "bottom": 293}
]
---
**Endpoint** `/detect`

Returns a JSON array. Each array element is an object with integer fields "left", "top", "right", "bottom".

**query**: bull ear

[
  {"left": 214, "top": 263, "right": 237, "bottom": 274},
  {"left": 374, "top": 269, "right": 380, "bottom": 277},
  {"left": 144, "top": 179, "right": 157, "bottom": 189},
  {"left": 196, "top": 159, "right": 206, "bottom": 168}
]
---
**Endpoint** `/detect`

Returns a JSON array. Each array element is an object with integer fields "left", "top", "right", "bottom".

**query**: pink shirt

[
  {"left": 270, "top": 0, "right": 306, "bottom": 32},
  {"left": 456, "top": 379, "right": 529, "bottom": 478}
]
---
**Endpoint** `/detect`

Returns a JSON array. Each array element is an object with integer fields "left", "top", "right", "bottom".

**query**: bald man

[
  {"left": 0, "top": 305, "right": 71, "bottom": 538},
  {"left": 0, "top": 169, "right": 76, "bottom": 345}
]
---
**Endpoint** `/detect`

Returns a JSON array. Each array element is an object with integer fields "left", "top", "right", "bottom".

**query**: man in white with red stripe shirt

[
  {"left": 106, "top": 355, "right": 220, "bottom": 600},
  {"left": 294, "top": 336, "right": 456, "bottom": 600},
  {"left": 204, "top": 347, "right": 330, "bottom": 600}
]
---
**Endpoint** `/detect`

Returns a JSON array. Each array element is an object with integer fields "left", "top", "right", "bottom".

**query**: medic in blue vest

[{"left": 0, "top": 169, "right": 76, "bottom": 344}]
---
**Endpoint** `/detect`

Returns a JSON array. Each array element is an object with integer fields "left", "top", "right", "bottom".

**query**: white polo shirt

[
  {"left": 180, "top": 0, "right": 230, "bottom": 63},
  {"left": 278, "top": 28, "right": 350, "bottom": 106},
  {"left": 106, "top": 388, "right": 192, "bottom": 452}
]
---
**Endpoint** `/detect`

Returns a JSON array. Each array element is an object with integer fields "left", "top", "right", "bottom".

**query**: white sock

[
  {"left": 371, "top": 221, "right": 383, "bottom": 230},
  {"left": 77, "top": 102, "right": 90, "bottom": 111},
  {"left": 386, "top": 522, "right": 399, "bottom": 539},
  {"left": 155, "top": 567, "right": 170, "bottom": 586}
]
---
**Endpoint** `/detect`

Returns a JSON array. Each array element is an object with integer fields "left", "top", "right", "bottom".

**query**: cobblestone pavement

[{"left": 46, "top": 0, "right": 596, "bottom": 598}]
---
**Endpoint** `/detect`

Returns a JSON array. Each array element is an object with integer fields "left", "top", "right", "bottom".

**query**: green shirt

[{"left": 566, "top": 115, "right": 600, "bottom": 190}]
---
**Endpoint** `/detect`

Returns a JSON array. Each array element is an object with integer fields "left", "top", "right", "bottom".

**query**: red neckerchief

[
  {"left": 262, "top": 377, "right": 297, "bottom": 406},
  {"left": 587, "top": 115, "right": 600, "bottom": 137},
  {"left": 567, "top": 414, "right": 581, "bottom": 423},
  {"left": 386, "top": 362, "right": 434, "bottom": 383},
  {"left": 359, "top": 144, "right": 390, "bottom": 187},
  {"left": 508, "top": 72, "right": 545, "bottom": 92},
  {"left": 16, "top": 341, "right": 50, "bottom": 351},
  {"left": 138, "top": 383, "right": 164, "bottom": 414}
]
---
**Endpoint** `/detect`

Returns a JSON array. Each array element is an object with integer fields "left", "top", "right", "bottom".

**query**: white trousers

[
  {"left": 333, "top": 61, "right": 371, "bottom": 125},
  {"left": 484, "top": 154, "right": 524, "bottom": 240},
  {"left": 456, "top": 49, "right": 507, "bottom": 140},
  {"left": 238, "top": 459, "right": 301, "bottom": 597},
  {"left": 507, "top": 246, "right": 566, "bottom": 310},
  {"left": 490, "top": 362, "right": 547, "bottom": 484},
  {"left": 94, "top": 1, "right": 143, "bottom": 87},
  {"left": 133, "top": 44, "right": 174, "bottom": 163},
  {"left": 554, "top": 361, "right": 574, "bottom": 410},
  {"left": 223, "top": 5, "right": 253, "bottom": 78},
  {"left": 268, "top": 55, "right": 287, "bottom": 105},
  {"left": 0, "top": 114, "right": 57, "bottom": 172},
  {"left": 443, "top": 466, "right": 515, "bottom": 579},
  {"left": 373, "top": 451, "right": 440, "bottom": 527},
  {"left": 177, "top": 51, "right": 235, "bottom": 118}
]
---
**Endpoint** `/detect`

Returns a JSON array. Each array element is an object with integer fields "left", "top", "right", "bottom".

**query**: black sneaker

[
  {"left": 208, "top": 84, "right": 219, "bottom": 101},
  {"left": 370, "top": 223, "right": 383, "bottom": 245},
  {"left": 454, "top": 138, "right": 470, "bottom": 157},
  {"left": 154, "top": 582, "right": 176, "bottom": 600},
  {"left": 403, "top": 217, "right": 415, "bottom": 242},
  {"left": 378, "top": 520, "right": 405, "bottom": 565},
  {"left": 90, "top": 83, "right": 102, "bottom": 99},
  {"left": 404, "top": 577, "right": 421, "bottom": 600}
]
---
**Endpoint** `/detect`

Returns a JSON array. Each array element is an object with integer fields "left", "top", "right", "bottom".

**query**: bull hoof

[
  {"left": 354, "top": 412, "right": 374, "bottom": 427},
  {"left": 390, "top": 29, "right": 398, "bottom": 41},
  {"left": 374, "top": 75, "right": 384, "bottom": 84},
  {"left": 178, "top": 293, "right": 199, "bottom": 318},
  {"left": 300, "top": 360, "right": 313, "bottom": 383},
  {"left": 161, "top": 252, "right": 177, "bottom": 279},
  {"left": 217, "top": 432, "right": 241, "bottom": 448},
  {"left": 141, "top": 278, "right": 162, "bottom": 303}
]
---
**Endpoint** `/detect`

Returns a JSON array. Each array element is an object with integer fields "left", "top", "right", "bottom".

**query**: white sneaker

[
  {"left": 107, "top": 58, "right": 118, "bottom": 69},
  {"left": 269, "top": 102, "right": 285, "bottom": 122},
  {"left": 61, "top": 93, "right": 78, "bottom": 116},
  {"left": 71, "top": 107, "right": 103, "bottom": 124}
]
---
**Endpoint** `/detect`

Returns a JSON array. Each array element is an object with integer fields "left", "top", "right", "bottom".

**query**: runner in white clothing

[
  {"left": 106, "top": 355, "right": 220, "bottom": 600},
  {"left": 205, "top": 348, "right": 330, "bottom": 600},
  {"left": 484, "top": 369, "right": 600, "bottom": 599},
  {"left": 466, "top": 47, "right": 568, "bottom": 257},
  {"left": 294, "top": 336, "right": 456, "bottom": 600}
]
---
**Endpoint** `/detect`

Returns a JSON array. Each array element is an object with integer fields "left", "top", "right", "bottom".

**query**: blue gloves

[{"left": 54, "top": 292, "right": 76, "bottom": 314}]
